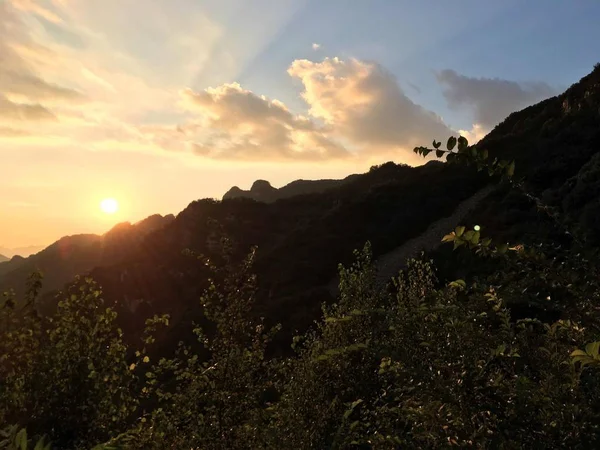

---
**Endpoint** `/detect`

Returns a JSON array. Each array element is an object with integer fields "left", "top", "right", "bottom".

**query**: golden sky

[{"left": 3, "top": 0, "right": 588, "bottom": 249}]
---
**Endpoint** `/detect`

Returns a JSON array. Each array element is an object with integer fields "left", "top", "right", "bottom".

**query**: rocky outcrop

[{"left": 223, "top": 178, "right": 348, "bottom": 203}]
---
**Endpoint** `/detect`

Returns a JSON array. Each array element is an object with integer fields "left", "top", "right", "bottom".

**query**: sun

[{"left": 100, "top": 198, "right": 119, "bottom": 214}]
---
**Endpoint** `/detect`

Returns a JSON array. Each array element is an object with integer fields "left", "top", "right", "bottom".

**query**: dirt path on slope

[{"left": 328, "top": 184, "right": 496, "bottom": 295}]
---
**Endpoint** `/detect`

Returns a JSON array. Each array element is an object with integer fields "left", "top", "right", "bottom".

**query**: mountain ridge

[
  {"left": 222, "top": 174, "right": 363, "bottom": 203},
  {"left": 3, "top": 64, "right": 600, "bottom": 352},
  {"left": 0, "top": 214, "right": 175, "bottom": 299},
  {"left": 0, "top": 245, "right": 45, "bottom": 259}
]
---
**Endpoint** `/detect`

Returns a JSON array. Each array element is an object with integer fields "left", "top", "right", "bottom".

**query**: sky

[{"left": 1, "top": 0, "right": 599, "bottom": 250}]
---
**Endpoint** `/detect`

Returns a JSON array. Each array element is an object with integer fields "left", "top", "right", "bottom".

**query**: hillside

[
  {"left": 3, "top": 64, "right": 600, "bottom": 450},
  {"left": 0, "top": 254, "right": 8, "bottom": 263},
  {"left": 104, "top": 66, "right": 600, "bottom": 341},
  {"left": 6, "top": 65, "right": 599, "bottom": 351},
  {"left": 0, "top": 214, "right": 175, "bottom": 299}
]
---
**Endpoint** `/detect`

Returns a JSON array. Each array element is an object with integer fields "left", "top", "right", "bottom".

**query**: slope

[
  {"left": 0, "top": 214, "right": 175, "bottom": 299},
  {"left": 12, "top": 65, "right": 600, "bottom": 352}
]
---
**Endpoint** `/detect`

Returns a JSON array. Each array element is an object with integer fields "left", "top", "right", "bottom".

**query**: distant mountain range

[
  {"left": 2, "top": 64, "right": 599, "bottom": 351},
  {"left": 0, "top": 214, "right": 174, "bottom": 300},
  {"left": 0, "top": 245, "right": 45, "bottom": 259},
  {"left": 0, "top": 254, "right": 9, "bottom": 263}
]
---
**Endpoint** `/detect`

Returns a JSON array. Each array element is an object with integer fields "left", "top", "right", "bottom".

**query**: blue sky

[
  {"left": 233, "top": 0, "right": 598, "bottom": 129},
  {"left": 0, "top": 0, "right": 598, "bottom": 248}
]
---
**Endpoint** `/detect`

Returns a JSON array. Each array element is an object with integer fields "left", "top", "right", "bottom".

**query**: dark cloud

[{"left": 436, "top": 69, "right": 559, "bottom": 128}]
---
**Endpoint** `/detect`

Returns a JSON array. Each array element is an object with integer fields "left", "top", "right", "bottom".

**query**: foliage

[
  {"left": 0, "top": 275, "right": 139, "bottom": 449},
  {"left": 3, "top": 84, "right": 600, "bottom": 448},
  {"left": 0, "top": 425, "right": 50, "bottom": 450}
]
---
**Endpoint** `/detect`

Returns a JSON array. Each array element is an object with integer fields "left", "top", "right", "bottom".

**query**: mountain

[
  {"left": 96, "top": 65, "right": 600, "bottom": 343},
  {"left": 0, "top": 245, "right": 45, "bottom": 258},
  {"left": 0, "top": 254, "right": 8, "bottom": 263},
  {"left": 0, "top": 214, "right": 175, "bottom": 299},
  {"left": 222, "top": 176, "right": 360, "bottom": 202},
  {"left": 8, "top": 65, "right": 600, "bottom": 351}
]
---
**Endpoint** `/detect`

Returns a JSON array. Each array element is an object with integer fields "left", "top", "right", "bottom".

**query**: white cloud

[
  {"left": 458, "top": 123, "right": 488, "bottom": 144},
  {"left": 179, "top": 82, "right": 347, "bottom": 160},
  {"left": 0, "top": 126, "right": 30, "bottom": 137},
  {"left": 174, "top": 57, "right": 453, "bottom": 162},
  {"left": 0, "top": 95, "right": 56, "bottom": 121},
  {"left": 288, "top": 57, "right": 452, "bottom": 153},
  {"left": 436, "top": 69, "right": 558, "bottom": 129},
  {"left": 0, "top": 0, "right": 505, "bottom": 165}
]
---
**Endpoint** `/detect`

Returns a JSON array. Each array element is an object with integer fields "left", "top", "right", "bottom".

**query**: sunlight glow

[{"left": 100, "top": 198, "right": 119, "bottom": 214}]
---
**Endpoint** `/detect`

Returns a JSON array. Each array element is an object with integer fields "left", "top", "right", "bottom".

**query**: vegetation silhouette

[{"left": 2, "top": 64, "right": 600, "bottom": 449}]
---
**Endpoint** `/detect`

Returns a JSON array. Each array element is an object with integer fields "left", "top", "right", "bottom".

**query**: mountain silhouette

[
  {"left": 0, "top": 245, "right": 45, "bottom": 258},
  {"left": 3, "top": 64, "right": 600, "bottom": 351},
  {"left": 222, "top": 176, "right": 360, "bottom": 203},
  {"left": 0, "top": 214, "right": 175, "bottom": 299}
]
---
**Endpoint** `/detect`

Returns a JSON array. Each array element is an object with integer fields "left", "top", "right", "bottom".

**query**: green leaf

[
  {"left": 447, "top": 136, "right": 457, "bottom": 151},
  {"left": 463, "top": 230, "right": 475, "bottom": 241},
  {"left": 457, "top": 136, "right": 468, "bottom": 151},
  {"left": 34, "top": 437, "right": 51, "bottom": 450},
  {"left": 453, "top": 239, "right": 464, "bottom": 250},
  {"left": 570, "top": 349, "right": 588, "bottom": 357},
  {"left": 433, "top": 140, "right": 441, "bottom": 149},
  {"left": 441, "top": 233, "right": 455, "bottom": 243},
  {"left": 343, "top": 399, "right": 363, "bottom": 419},
  {"left": 481, "top": 148, "right": 489, "bottom": 159},
  {"left": 586, "top": 342, "right": 600, "bottom": 358},
  {"left": 497, "top": 243, "right": 509, "bottom": 254},
  {"left": 15, "top": 429, "right": 27, "bottom": 450},
  {"left": 449, "top": 279, "right": 467, "bottom": 290},
  {"left": 455, "top": 226, "right": 466, "bottom": 237},
  {"left": 572, "top": 355, "right": 593, "bottom": 365},
  {"left": 506, "top": 160, "right": 515, "bottom": 178},
  {"left": 471, "top": 231, "right": 480, "bottom": 245},
  {"left": 436, "top": 149, "right": 445, "bottom": 158},
  {"left": 413, "top": 147, "right": 419, "bottom": 154}
]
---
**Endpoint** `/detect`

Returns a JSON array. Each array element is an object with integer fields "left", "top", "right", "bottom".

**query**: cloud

[
  {"left": 0, "top": 126, "right": 30, "bottom": 137},
  {"left": 179, "top": 82, "right": 348, "bottom": 160},
  {"left": 173, "top": 58, "right": 452, "bottom": 163},
  {"left": 458, "top": 123, "right": 488, "bottom": 144},
  {"left": 0, "top": 71, "right": 84, "bottom": 102},
  {"left": 176, "top": 57, "right": 452, "bottom": 162},
  {"left": 288, "top": 57, "right": 452, "bottom": 152},
  {"left": 0, "top": 1, "right": 84, "bottom": 131},
  {"left": 312, "top": 43, "right": 321, "bottom": 50},
  {"left": 436, "top": 69, "right": 558, "bottom": 128},
  {"left": 9, "top": 0, "right": 63, "bottom": 24},
  {"left": 0, "top": 95, "right": 56, "bottom": 121}
]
